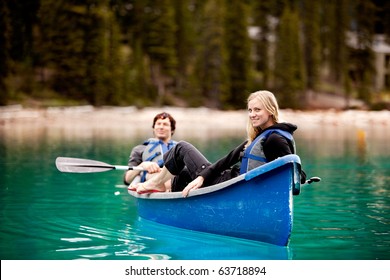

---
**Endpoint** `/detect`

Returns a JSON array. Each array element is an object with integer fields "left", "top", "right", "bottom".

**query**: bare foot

[{"left": 135, "top": 180, "right": 166, "bottom": 194}]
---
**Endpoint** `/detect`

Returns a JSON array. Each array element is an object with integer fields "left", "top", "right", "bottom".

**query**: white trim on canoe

[{"left": 128, "top": 154, "right": 301, "bottom": 200}]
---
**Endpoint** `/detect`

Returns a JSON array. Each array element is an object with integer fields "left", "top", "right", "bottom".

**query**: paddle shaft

[
  {"left": 69, "top": 164, "right": 142, "bottom": 171},
  {"left": 55, "top": 157, "right": 144, "bottom": 173}
]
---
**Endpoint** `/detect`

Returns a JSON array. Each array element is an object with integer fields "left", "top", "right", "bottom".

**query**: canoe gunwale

[{"left": 129, "top": 154, "right": 301, "bottom": 200}]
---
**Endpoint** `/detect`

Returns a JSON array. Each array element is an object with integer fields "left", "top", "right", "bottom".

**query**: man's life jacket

[
  {"left": 139, "top": 138, "right": 177, "bottom": 182},
  {"left": 239, "top": 129, "right": 295, "bottom": 174}
]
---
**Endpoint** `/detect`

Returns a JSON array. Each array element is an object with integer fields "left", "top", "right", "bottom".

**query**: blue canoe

[{"left": 128, "top": 154, "right": 302, "bottom": 246}]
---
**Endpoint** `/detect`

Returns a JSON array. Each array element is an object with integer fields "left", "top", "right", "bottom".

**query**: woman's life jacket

[
  {"left": 239, "top": 129, "right": 295, "bottom": 174},
  {"left": 139, "top": 138, "right": 177, "bottom": 182}
]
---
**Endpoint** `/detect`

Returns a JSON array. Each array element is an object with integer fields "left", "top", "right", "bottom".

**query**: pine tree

[
  {"left": 82, "top": 1, "right": 109, "bottom": 105},
  {"left": 274, "top": 6, "right": 305, "bottom": 109},
  {"left": 0, "top": 0, "right": 11, "bottom": 105},
  {"left": 4, "top": 0, "right": 39, "bottom": 98},
  {"left": 173, "top": 0, "right": 195, "bottom": 97},
  {"left": 381, "top": 0, "right": 390, "bottom": 38},
  {"left": 116, "top": 0, "right": 151, "bottom": 105},
  {"left": 224, "top": 0, "right": 251, "bottom": 109},
  {"left": 194, "top": 0, "right": 228, "bottom": 108},
  {"left": 85, "top": 1, "right": 124, "bottom": 105},
  {"left": 1, "top": 0, "right": 387, "bottom": 108},
  {"left": 301, "top": 0, "right": 321, "bottom": 92},
  {"left": 351, "top": 0, "right": 376, "bottom": 104},
  {"left": 143, "top": 0, "right": 177, "bottom": 105},
  {"left": 37, "top": 1, "right": 90, "bottom": 101},
  {"left": 7, "top": 0, "right": 39, "bottom": 63},
  {"left": 252, "top": 0, "right": 273, "bottom": 88},
  {"left": 327, "top": 0, "right": 349, "bottom": 86},
  {"left": 37, "top": 0, "right": 122, "bottom": 105}
]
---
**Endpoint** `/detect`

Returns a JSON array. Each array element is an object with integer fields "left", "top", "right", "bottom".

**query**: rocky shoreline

[{"left": 1, "top": 105, "right": 389, "bottom": 139}]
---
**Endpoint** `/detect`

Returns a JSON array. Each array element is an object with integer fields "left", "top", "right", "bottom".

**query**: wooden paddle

[{"left": 55, "top": 157, "right": 144, "bottom": 173}]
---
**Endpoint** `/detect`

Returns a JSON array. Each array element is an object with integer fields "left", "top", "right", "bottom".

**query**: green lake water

[{"left": 0, "top": 122, "right": 389, "bottom": 260}]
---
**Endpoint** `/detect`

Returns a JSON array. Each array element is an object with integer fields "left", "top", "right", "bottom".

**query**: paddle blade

[{"left": 55, "top": 157, "right": 116, "bottom": 173}]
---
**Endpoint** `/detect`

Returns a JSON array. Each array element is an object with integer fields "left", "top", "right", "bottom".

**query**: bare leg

[{"left": 135, "top": 166, "right": 174, "bottom": 193}]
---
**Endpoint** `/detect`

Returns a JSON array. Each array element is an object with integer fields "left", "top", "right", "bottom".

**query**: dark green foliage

[
  {"left": 36, "top": 0, "right": 124, "bottom": 105},
  {"left": 224, "top": 0, "right": 251, "bottom": 109},
  {"left": 0, "top": 0, "right": 11, "bottom": 105},
  {"left": 142, "top": 0, "right": 178, "bottom": 105},
  {"left": 327, "top": 0, "right": 349, "bottom": 85},
  {"left": 274, "top": 7, "right": 305, "bottom": 109},
  {"left": 252, "top": 0, "right": 272, "bottom": 89},
  {"left": 194, "top": 0, "right": 229, "bottom": 108},
  {"left": 301, "top": 0, "right": 321, "bottom": 91},
  {"left": 7, "top": 0, "right": 39, "bottom": 62},
  {"left": 1, "top": 0, "right": 388, "bottom": 109},
  {"left": 173, "top": 0, "right": 196, "bottom": 98},
  {"left": 351, "top": 0, "right": 377, "bottom": 103},
  {"left": 143, "top": 0, "right": 177, "bottom": 75}
]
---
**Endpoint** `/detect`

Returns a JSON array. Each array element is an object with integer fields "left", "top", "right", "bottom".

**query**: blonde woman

[{"left": 134, "top": 90, "right": 305, "bottom": 197}]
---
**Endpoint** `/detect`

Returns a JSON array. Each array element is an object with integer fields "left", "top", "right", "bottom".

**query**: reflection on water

[
  {"left": 0, "top": 113, "right": 389, "bottom": 260},
  {"left": 128, "top": 218, "right": 290, "bottom": 260}
]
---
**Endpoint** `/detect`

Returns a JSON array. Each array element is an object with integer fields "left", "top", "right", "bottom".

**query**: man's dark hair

[{"left": 153, "top": 112, "right": 176, "bottom": 133}]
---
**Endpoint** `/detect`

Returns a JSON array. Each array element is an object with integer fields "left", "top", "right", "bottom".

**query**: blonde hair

[{"left": 246, "top": 90, "right": 280, "bottom": 146}]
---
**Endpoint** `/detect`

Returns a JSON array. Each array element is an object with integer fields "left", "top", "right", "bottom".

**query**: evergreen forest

[{"left": 1, "top": 0, "right": 389, "bottom": 109}]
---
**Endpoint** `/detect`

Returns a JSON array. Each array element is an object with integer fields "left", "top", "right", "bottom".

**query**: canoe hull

[{"left": 129, "top": 155, "right": 301, "bottom": 246}]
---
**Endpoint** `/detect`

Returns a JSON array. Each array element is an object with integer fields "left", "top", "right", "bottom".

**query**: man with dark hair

[{"left": 124, "top": 112, "right": 177, "bottom": 189}]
